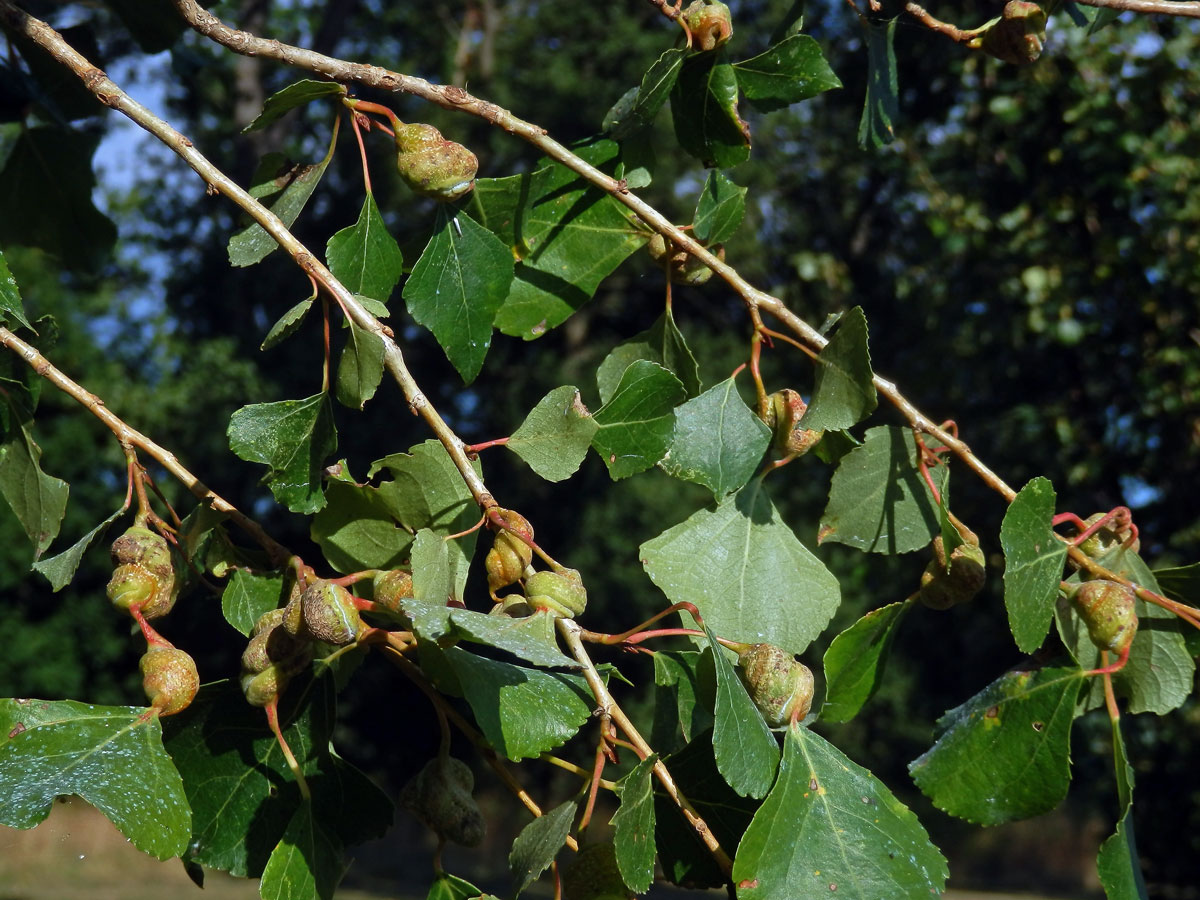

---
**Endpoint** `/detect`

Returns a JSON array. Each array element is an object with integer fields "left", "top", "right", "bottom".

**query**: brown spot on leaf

[
  {"left": 810, "top": 777, "right": 819, "bottom": 790},
  {"left": 985, "top": 705, "right": 999, "bottom": 718},
  {"left": 1032, "top": 720, "right": 1045, "bottom": 732},
  {"left": 738, "top": 880, "right": 759, "bottom": 890},
  {"left": 8, "top": 722, "right": 26, "bottom": 738}
]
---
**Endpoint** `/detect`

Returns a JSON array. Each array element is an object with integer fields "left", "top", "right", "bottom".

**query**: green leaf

[
  {"left": 509, "top": 799, "right": 578, "bottom": 896},
  {"left": 908, "top": 667, "right": 1083, "bottom": 825},
  {"left": 641, "top": 479, "right": 841, "bottom": 656},
  {"left": 596, "top": 308, "right": 701, "bottom": 403},
  {"left": 660, "top": 376, "right": 770, "bottom": 499},
  {"left": 228, "top": 393, "right": 337, "bottom": 515},
  {"left": 733, "top": 725, "right": 947, "bottom": 899},
  {"left": 447, "top": 648, "right": 593, "bottom": 761},
  {"left": 335, "top": 320, "right": 385, "bottom": 409},
  {"left": 798, "top": 306, "right": 877, "bottom": 432},
  {"left": 261, "top": 296, "right": 315, "bottom": 350},
  {"left": 326, "top": 193, "right": 405, "bottom": 304},
  {"left": 1096, "top": 720, "right": 1148, "bottom": 900},
  {"left": 400, "top": 598, "right": 576, "bottom": 669},
  {"left": 670, "top": 49, "right": 751, "bottom": 168},
  {"left": 32, "top": 506, "right": 123, "bottom": 591},
  {"left": 821, "top": 598, "right": 913, "bottom": 723},
  {"left": 370, "top": 440, "right": 482, "bottom": 537},
  {"left": 228, "top": 138, "right": 336, "bottom": 267},
  {"left": 164, "top": 679, "right": 391, "bottom": 878},
  {"left": 818, "top": 425, "right": 947, "bottom": 554},
  {"left": 653, "top": 733, "right": 760, "bottom": 888},
  {"left": 704, "top": 628, "right": 780, "bottom": 798},
  {"left": 507, "top": 385, "right": 599, "bottom": 482},
  {"left": 403, "top": 205, "right": 514, "bottom": 382},
  {"left": 259, "top": 801, "right": 343, "bottom": 900},
  {"left": 412, "top": 527, "right": 473, "bottom": 607},
  {"left": 1057, "top": 547, "right": 1194, "bottom": 715},
  {"left": 0, "top": 127, "right": 116, "bottom": 272},
  {"left": 426, "top": 872, "right": 497, "bottom": 900},
  {"left": 0, "top": 386, "right": 69, "bottom": 559},
  {"left": 0, "top": 248, "right": 32, "bottom": 330},
  {"left": 732, "top": 34, "right": 842, "bottom": 113},
  {"left": 0, "top": 699, "right": 190, "bottom": 859},
  {"left": 469, "top": 141, "right": 647, "bottom": 339},
  {"left": 222, "top": 569, "right": 287, "bottom": 637},
  {"left": 592, "top": 360, "right": 686, "bottom": 480},
  {"left": 607, "top": 49, "right": 687, "bottom": 139},
  {"left": 243, "top": 79, "right": 344, "bottom": 133},
  {"left": 310, "top": 479, "right": 412, "bottom": 574},
  {"left": 692, "top": 170, "right": 747, "bottom": 244},
  {"left": 858, "top": 18, "right": 900, "bottom": 149},
  {"left": 1000, "top": 476, "right": 1069, "bottom": 653},
  {"left": 1153, "top": 561, "right": 1200, "bottom": 605},
  {"left": 611, "top": 753, "right": 658, "bottom": 893},
  {"left": 650, "top": 650, "right": 715, "bottom": 754}
]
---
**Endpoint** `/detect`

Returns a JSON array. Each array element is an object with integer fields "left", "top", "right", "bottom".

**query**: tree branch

[
  {"left": 0, "top": 0, "right": 496, "bottom": 514},
  {"left": 1072, "top": 0, "right": 1200, "bottom": 16},
  {"left": 0, "top": 325, "right": 289, "bottom": 563},
  {"left": 166, "top": 0, "right": 1020, "bottom": 502}
]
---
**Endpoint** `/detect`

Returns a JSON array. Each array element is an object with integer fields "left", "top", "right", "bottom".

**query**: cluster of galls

[
  {"left": 107, "top": 524, "right": 198, "bottom": 717},
  {"left": 485, "top": 509, "right": 588, "bottom": 619}
]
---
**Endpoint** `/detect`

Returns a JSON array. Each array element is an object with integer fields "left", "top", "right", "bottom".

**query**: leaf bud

[
  {"left": 301, "top": 579, "right": 366, "bottom": 645},
  {"left": 140, "top": 646, "right": 199, "bottom": 716},
  {"left": 524, "top": 568, "right": 587, "bottom": 618},
  {"left": 1070, "top": 580, "right": 1138, "bottom": 654},
  {"left": 765, "top": 389, "right": 823, "bottom": 457},
  {"left": 394, "top": 122, "right": 478, "bottom": 201},
  {"left": 647, "top": 233, "right": 723, "bottom": 286},
  {"left": 968, "top": 1, "right": 1046, "bottom": 65},
  {"left": 561, "top": 842, "right": 634, "bottom": 900},
  {"left": 737, "top": 643, "right": 815, "bottom": 727},
  {"left": 372, "top": 568, "right": 414, "bottom": 614},
  {"left": 400, "top": 756, "right": 486, "bottom": 847},
  {"left": 919, "top": 535, "right": 987, "bottom": 610},
  {"left": 680, "top": 0, "right": 733, "bottom": 52}
]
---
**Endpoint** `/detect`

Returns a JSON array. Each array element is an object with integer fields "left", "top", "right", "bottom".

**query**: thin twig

[
  {"left": 903, "top": 2, "right": 976, "bottom": 42},
  {"left": 0, "top": 325, "right": 289, "bottom": 563},
  {"left": 558, "top": 618, "right": 734, "bottom": 875},
  {"left": 1072, "top": 0, "right": 1200, "bottom": 16}
]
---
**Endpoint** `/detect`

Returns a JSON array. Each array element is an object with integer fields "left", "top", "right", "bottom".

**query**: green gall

[
  {"left": 1071, "top": 579, "right": 1138, "bottom": 654},
  {"left": 524, "top": 568, "right": 587, "bottom": 618},
  {"left": 968, "top": 1, "right": 1047, "bottom": 65},
  {"left": 107, "top": 563, "right": 177, "bottom": 619},
  {"left": 241, "top": 664, "right": 287, "bottom": 708},
  {"left": 680, "top": 0, "right": 733, "bottom": 51},
  {"left": 140, "top": 646, "right": 199, "bottom": 716},
  {"left": 486, "top": 509, "right": 535, "bottom": 593},
  {"left": 400, "top": 756, "right": 486, "bottom": 847},
  {"left": 765, "top": 389, "right": 823, "bottom": 457},
  {"left": 737, "top": 643, "right": 815, "bottom": 727},
  {"left": 919, "top": 534, "right": 987, "bottom": 610},
  {"left": 647, "top": 232, "right": 722, "bottom": 286},
  {"left": 394, "top": 122, "right": 478, "bottom": 201},
  {"left": 301, "top": 579, "right": 365, "bottom": 645},
  {"left": 562, "top": 842, "right": 633, "bottom": 900},
  {"left": 372, "top": 568, "right": 414, "bottom": 614}
]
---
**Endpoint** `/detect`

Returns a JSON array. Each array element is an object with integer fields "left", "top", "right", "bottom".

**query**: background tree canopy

[{"left": 1, "top": 0, "right": 1198, "bottom": 897}]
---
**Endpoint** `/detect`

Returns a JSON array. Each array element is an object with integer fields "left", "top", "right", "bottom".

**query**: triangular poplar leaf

[
  {"left": 692, "top": 170, "right": 747, "bottom": 244},
  {"left": 733, "top": 34, "right": 842, "bottom": 113},
  {"left": 326, "top": 192, "right": 404, "bottom": 303},
  {"left": 670, "top": 49, "right": 751, "bottom": 168},
  {"left": 821, "top": 598, "right": 912, "bottom": 723},
  {"left": 818, "top": 425, "right": 946, "bottom": 554},
  {"left": 592, "top": 359, "right": 685, "bottom": 480},
  {"left": 660, "top": 376, "right": 770, "bottom": 499},
  {"left": 0, "top": 699, "right": 190, "bottom": 859},
  {"left": 799, "top": 305, "right": 877, "bottom": 432},
  {"left": 507, "top": 385, "right": 598, "bottom": 482},
  {"left": 642, "top": 479, "right": 841, "bottom": 656},
  {"left": 908, "top": 666, "right": 1083, "bottom": 825},
  {"left": 404, "top": 205, "right": 514, "bottom": 382},
  {"left": 1000, "top": 476, "right": 1069, "bottom": 653},
  {"left": 510, "top": 800, "right": 578, "bottom": 896},
  {"left": 228, "top": 393, "right": 337, "bottom": 515},
  {"left": 597, "top": 308, "right": 701, "bottom": 403},
  {"left": 259, "top": 801, "right": 344, "bottom": 900},
  {"left": 703, "top": 628, "right": 780, "bottom": 798},
  {"left": 32, "top": 506, "right": 123, "bottom": 590},
  {"left": 242, "top": 79, "right": 344, "bottom": 133},
  {"left": 335, "top": 320, "right": 385, "bottom": 409},
  {"left": 733, "top": 725, "right": 947, "bottom": 899}
]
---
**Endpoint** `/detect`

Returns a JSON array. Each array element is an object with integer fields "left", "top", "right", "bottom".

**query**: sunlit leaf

[
  {"left": 507, "top": 385, "right": 598, "bottom": 482},
  {"left": 670, "top": 49, "right": 751, "bottom": 168},
  {"left": 704, "top": 628, "right": 780, "bottom": 798},
  {"left": 1000, "top": 476, "right": 1069, "bottom": 653},
  {"left": 733, "top": 34, "right": 842, "bottom": 113},
  {"left": 799, "top": 306, "right": 877, "bottom": 432},
  {"left": 592, "top": 359, "right": 685, "bottom": 480},
  {"left": 243, "top": 79, "right": 344, "bottom": 132},
  {"left": 821, "top": 598, "right": 913, "bottom": 723},
  {"left": 326, "top": 192, "right": 404, "bottom": 304}
]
